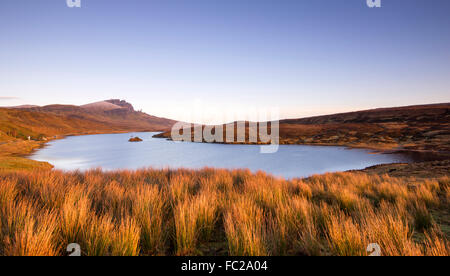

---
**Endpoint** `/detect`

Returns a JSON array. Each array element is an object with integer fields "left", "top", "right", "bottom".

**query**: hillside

[
  {"left": 155, "top": 103, "right": 450, "bottom": 153},
  {"left": 0, "top": 100, "right": 176, "bottom": 170},
  {"left": 0, "top": 100, "right": 175, "bottom": 141},
  {"left": 279, "top": 103, "right": 450, "bottom": 152}
]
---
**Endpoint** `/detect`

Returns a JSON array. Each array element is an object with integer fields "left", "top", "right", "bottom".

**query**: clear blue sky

[{"left": 1, "top": 0, "right": 449, "bottom": 122}]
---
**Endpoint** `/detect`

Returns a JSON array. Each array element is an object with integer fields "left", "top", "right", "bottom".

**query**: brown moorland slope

[
  {"left": 0, "top": 99, "right": 175, "bottom": 140},
  {"left": 155, "top": 103, "right": 450, "bottom": 153}
]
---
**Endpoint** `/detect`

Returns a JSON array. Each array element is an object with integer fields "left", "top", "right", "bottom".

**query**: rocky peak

[{"left": 105, "top": 99, "right": 135, "bottom": 111}]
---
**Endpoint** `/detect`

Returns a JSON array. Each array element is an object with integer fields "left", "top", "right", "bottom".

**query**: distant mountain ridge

[
  {"left": 283, "top": 103, "right": 450, "bottom": 124},
  {"left": 4, "top": 105, "right": 40, "bottom": 109},
  {"left": 6, "top": 99, "right": 136, "bottom": 112},
  {"left": 0, "top": 99, "right": 176, "bottom": 141},
  {"left": 80, "top": 101, "right": 124, "bottom": 112}
]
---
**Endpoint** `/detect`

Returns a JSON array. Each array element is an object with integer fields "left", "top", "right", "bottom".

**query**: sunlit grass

[{"left": 0, "top": 168, "right": 448, "bottom": 256}]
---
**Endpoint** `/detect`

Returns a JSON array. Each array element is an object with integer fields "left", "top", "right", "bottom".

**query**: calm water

[{"left": 30, "top": 132, "right": 410, "bottom": 179}]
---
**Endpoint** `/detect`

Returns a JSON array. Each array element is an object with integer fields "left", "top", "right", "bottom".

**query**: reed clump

[{"left": 0, "top": 168, "right": 448, "bottom": 256}]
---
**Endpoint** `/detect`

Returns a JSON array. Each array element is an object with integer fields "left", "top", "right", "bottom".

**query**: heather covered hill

[{"left": 279, "top": 103, "right": 450, "bottom": 152}]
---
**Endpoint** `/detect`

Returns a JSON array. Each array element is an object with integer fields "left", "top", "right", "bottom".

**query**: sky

[{"left": 0, "top": 0, "right": 449, "bottom": 123}]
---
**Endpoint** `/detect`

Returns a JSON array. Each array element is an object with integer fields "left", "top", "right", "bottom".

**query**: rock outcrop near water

[{"left": 128, "top": 137, "right": 143, "bottom": 142}]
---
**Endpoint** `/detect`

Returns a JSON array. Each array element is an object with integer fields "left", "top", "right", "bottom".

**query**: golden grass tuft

[
  {"left": 131, "top": 185, "right": 167, "bottom": 255},
  {"left": 174, "top": 192, "right": 219, "bottom": 255},
  {"left": 224, "top": 197, "right": 268, "bottom": 256}
]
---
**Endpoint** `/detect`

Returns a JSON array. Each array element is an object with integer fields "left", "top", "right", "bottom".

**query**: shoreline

[
  {"left": 0, "top": 130, "right": 164, "bottom": 171},
  {"left": 16, "top": 131, "right": 450, "bottom": 178},
  {"left": 152, "top": 134, "right": 450, "bottom": 163}
]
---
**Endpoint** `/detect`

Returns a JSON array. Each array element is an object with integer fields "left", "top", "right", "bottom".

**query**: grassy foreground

[{"left": 0, "top": 168, "right": 448, "bottom": 256}]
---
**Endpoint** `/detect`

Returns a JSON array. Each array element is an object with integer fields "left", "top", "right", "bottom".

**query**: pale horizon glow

[{"left": 1, "top": 0, "right": 449, "bottom": 124}]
